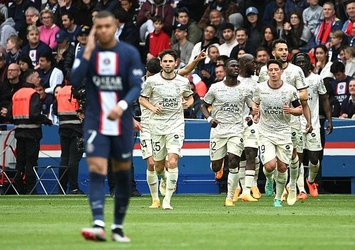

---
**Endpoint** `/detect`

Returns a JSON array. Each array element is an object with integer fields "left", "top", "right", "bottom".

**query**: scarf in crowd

[{"left": 317, "top": 17, "right": 334, "bottom": 45}]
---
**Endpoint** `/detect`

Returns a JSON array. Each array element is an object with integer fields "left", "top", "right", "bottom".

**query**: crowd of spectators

[{"left": 0, "top": 0, "right": 354, "bottom": 122}]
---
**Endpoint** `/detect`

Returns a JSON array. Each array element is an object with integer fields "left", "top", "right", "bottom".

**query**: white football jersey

[{"left": 204, "top": 80, "right": 253, "bottom": 138}]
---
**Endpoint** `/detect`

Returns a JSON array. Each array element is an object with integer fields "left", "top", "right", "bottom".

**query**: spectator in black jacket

[
  {"left": 339, "top": 79, "right": 355, "bottom": 119},
  {"left": 53, "top": 29, "right": 74, "bottom": 76},
  {"left": 113, "top": 9, "right": 139, "bottom": 49},
  {"left": 7, "top": 0, "right": 34, "bottom": 37},
  {"left": 63, "top": 25, "right": 89, "bottom": 80}
]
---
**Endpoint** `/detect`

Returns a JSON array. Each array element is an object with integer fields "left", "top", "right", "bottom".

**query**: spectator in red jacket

[
  {"left": 137, "top": 0, "right": 174, "bottom": 42},
  {"left": 145, "top": 15, "right": 171, "bottom": 62}
]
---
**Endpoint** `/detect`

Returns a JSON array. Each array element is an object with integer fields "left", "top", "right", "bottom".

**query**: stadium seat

[{"left": 31, "top": 165, "right": 68, "bottom": 195}]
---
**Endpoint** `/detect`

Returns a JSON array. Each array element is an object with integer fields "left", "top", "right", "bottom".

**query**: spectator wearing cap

[
  {"left": 284, "top": 0, "right": 308, "bottom": 18},
  {"left": 244, "top": 7, "right": 262, "bottom": 54},
  {"left": 0, "top": 12, "right": 16, "bottom": 48},
  {"left": 21, "top": 25, "right": 52, "bottom": 67},
  {"left": 145, "top": 15, "right": 171, "bottom": 62},
  {"left": 61, "top": 12, "right": 80, "bottom": 45},
  {"left": 172, "top": 23, "right": 194, "bottom": 68},
  {"left": 53, "top": 29, "right": 74, "bottom": 77},
  {"left": 218, "top": 22, "right": 237, "bottom": 57},
  {"left": 38, "top": 52, "right": 64, "bottom": 94},
  {"left": 63, "top": 25, "right": 89, "bottom": 80},
  {"left": 342, "top": 0, "right": 355, "bottom": 37},
  {"left": 113, "top": 9, "right": 139, "bottom": 49},
  {"left": 39, "top": 9, "right": 60, "bottom": 49},
  {"left": 172, "top": 7, "right": 202, "bottom": 45},
  {"left": 303, "top": 0, "right": 323, "bottom": 36},
  {"left": 198, "top": 0, "right": 242, "bottom": 30}
]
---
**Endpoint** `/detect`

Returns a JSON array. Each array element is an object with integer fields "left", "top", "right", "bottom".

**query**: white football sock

[
  {"left": 263, "top": 167, "right": 274, "bottom": 182},
  {"left": 239, "top": 160, "right": 246, "bottom": 191},
  {"left": 227, "top": 168, "right": 239, "bottom": 199},
  {"left": 308, "top": 161, "right": 319, "bottom": 183},
  {"left": 244, "top": 170, "right": 255, "bottom": 194},
  {"left": 157, "top": 168, "right": 166, "bottom": 181},
  {"left": 289, "top": 155, "right": 299, "bottom": 189},
  {"left": 275, "top": 170, "right": 287, "bottom": 200},
  {"left": 253, "top": 157, "right": 260, "bottom": 187},
  {"left": 165, "top": 168, "right": 178, "bottom": 204},
  {"left": 146, "top": 170, "right": 159, "bottom": 201},
  {"left": 297, "top": 163, "right": 306, "bottom": 193}
]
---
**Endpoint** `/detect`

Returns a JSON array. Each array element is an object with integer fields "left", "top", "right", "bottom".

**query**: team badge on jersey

[
  {"left": 96, "top": 51, "right": 118, "bottom": 75},
  {"left": 336, "top": 82, "right": 346, "bottom": 95}
]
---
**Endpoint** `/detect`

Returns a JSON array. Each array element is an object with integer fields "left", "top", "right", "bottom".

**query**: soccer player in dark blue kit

[{"left": 70, "top": 11, "right": 143, "bottom": 243}]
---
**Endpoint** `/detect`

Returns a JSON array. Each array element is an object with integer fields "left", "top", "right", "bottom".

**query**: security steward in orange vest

[
  {"left": 9, "top": 83, "right": 52, "bottom": 194},
  {"left": 53, "top": 84, "right": 84, "bottom": 194}
]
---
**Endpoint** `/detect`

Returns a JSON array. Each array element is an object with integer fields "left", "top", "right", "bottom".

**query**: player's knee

[
  {"left": 277, "top": 163, "right": 288, "bottom": 173},
  {"left": 264, "top": 160, "right": 276, "bottom": 172},
  {"left": 211, "top": 161, "right": 222, "bottom": 172},
  {"left": 228, "top": 155, "right": 240, "bottom": 169},
  {"left": 168, "top": 157, "right": 178, "bottom": 169},
  {"left": 309, "top": 152, "right": 319, "bottom": 165},
  {"left": 245, "top": 148, "right": 257, "bottom": 162},
  {"left": 146, "top": 157, "right": 155, "bottom": 171}
]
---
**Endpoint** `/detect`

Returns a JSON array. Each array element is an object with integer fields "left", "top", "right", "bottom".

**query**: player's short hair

[
  {"left": 158, "top": 49, "right": 178, "bottom": 61},
  {"left": 146, "top": 58, "right": 161, "bottom": 74},
  {"left": 224, "top": 58, "right": 239, "bottom": 67},
  {"left": 272, "top": 39, "right": 288, "bottom": 50},
  {"left": 94, "top": 10, "right": 115, "bottom": 20},
  {"left": 330, "top": 61, "right": 345, "bottom": 74},
  {"left": 267, "top": 59, "right": 282, "bottom": 69}
]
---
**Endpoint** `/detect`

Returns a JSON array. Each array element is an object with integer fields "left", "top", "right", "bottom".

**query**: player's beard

[{"left": 163, "top": 68, "right": 174, "bottom": 74}]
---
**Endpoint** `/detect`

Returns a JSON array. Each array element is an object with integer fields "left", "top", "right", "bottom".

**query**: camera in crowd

[{"left": 71, "top": 86, "right": 86, "bottom": 114}]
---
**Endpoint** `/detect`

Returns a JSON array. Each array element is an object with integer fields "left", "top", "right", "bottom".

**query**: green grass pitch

[{"left": 1, "top": 194, "right": 355, "bottom": 250}]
